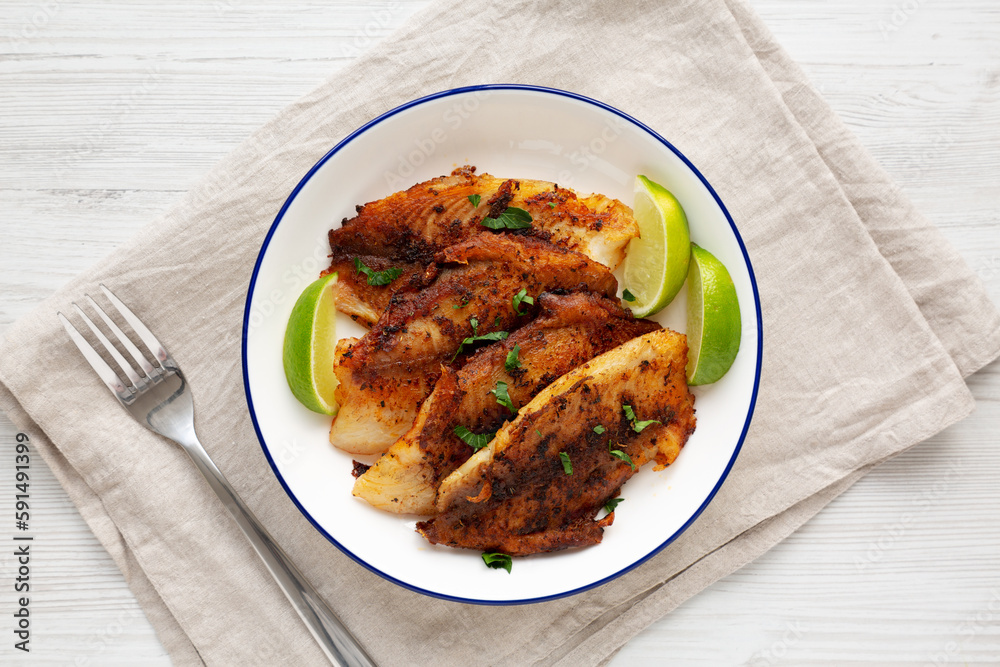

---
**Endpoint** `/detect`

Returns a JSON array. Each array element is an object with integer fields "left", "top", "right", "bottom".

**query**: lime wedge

[
  {"left": 686, "top": 245, "right": 741, "bottom": 385},
  {"left": 283, "top": 272, "right": 340, "bottom": 414},
  {"left": 622, "top": 175, "right": 691, "bottom": 317}
]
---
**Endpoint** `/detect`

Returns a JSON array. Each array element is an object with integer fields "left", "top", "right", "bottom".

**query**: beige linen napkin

[{"left": 2, "top": 0, "right": 999, "bottom": 664}]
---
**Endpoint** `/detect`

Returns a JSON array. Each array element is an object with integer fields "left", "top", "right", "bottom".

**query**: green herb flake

[
  {"left": 610, "top": 448, "right": 636, "bottom": 471},
  {"left": 451, "top": 330, "right": 510, "bottom": 361},
  {"left": 468, "top": 194, "right": 481, "bottom": 208},
  {"left": 469, "top": 317, "right": 479, "bottom": 333},
  {"left": 482, "top": 552, "right": 512, "bottom": 573},
  {"left": 481, "top": 206, "right": 533, "bottom": 230},
  {"left": 453, "top": 425, "right": 496, "bottom": 452},
  {"left": 490, "top": 380, "right": 516, "bottom": 414},
  {"left": 559, "top": 452, "right": 573, "bottom": 475},
  {"left": 535, "top": 429, "right": 543, "bottom": 437},
  {"left": 548, "top": 202, "right": 556, "bottom": 208},
  {"left": 633, "top": 418, "right": 661, "bottom": 433},
  {"left": 505, "top": 344, "right": 522, "bottom": 372},
  {"left": 512, "top": 288, "right": 535, "bottom": 316},
  {"left": 452, "top": 298, "right": 470, "bottom": 310},
  {"left": 622, "top": 404, "right": 660, "bottom": 433},
  {"left": 593, "top": 424, "right": 606, "bottom": 434},
  {"left": 604, "top": 497, "right": 624, "bottom": 514},
  {"left": 622, "top": 288, "right": 636, "bottom": 302},
  {"left": 353, "top": 257, "right": 403, "bottom": 286}
]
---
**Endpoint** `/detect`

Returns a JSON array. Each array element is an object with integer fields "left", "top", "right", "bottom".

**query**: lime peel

[
  {"left": 685, "top": 245, "right": 741, "bottom": 385},
  {"left": 622, "top": 175, "right": 691, "bottom": 318},
  {"left": 283, "top": 272, "right": 340, "bottom": 415}
]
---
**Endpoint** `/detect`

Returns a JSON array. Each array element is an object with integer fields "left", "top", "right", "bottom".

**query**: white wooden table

[{"left": 1, "top": 2, "right": 998, "bottom": 664}]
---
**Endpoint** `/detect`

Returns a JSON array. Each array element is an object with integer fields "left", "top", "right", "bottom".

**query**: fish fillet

[
  {"left": 352, "top": 292, "right": 660, "bottom": 515},
  {"left": 324, "top": 166, "right": 638, "bottom": 325},
  {"left": 416, "top": 328, "right": 696, "bottom": 556},
  {"left": 329, "top": 234, "right": 619, "bottom": 455}
]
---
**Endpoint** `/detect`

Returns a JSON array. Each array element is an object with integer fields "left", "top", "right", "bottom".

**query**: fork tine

[
  {"left": 72, "top": 303, "right": 143, "bottom": 387},
  {"left": 85, "top": 294, "right": 156, "bottom": 377},
  {"left": 58, "top": 311, "right": 130, "bottom": 396},
  {"left": 100, "top": 284, "right": 169, "bottom": 366}
]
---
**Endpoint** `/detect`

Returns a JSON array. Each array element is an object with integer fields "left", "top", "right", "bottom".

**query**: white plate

[{"left": 243, "top": 85, "right": 761, "bottom": 604}]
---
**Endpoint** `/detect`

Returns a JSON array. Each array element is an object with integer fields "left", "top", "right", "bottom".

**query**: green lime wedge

[
  {"left": 283, "top": 272, "right": 340, "bottom": 414},
  {"left": 622, "top": 175, "right": 691, "bottom": 317},
  {"left": 686, "top": 245, "right": 741, "bottom": 385}
]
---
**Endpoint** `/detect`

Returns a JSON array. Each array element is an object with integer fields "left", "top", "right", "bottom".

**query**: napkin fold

[{"left": 2, "top": 0, "right": 999, "bottom": 665}]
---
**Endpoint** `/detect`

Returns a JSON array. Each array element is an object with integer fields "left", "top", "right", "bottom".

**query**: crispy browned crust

[
  {"left": 352, "top": 292, "right": 661, "bottom": 514},
  {"left": 329, "top": 234, "right": 619, "bottom": 455},
  {"left": 325, "top": 166, "right": 637, "bottom": 325},
  {"left": 416, "top": 329, "right": 696, "bottom": 556}
]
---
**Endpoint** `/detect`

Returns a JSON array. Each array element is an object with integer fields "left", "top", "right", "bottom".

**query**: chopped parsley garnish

[
  {"left": 622, "top": 403, "right": 660, "bottom": 433},
  {"left": 593, "top": 424, "right": 606, "bottom": 434},
  {"left": 610, "top": 448, "right": 636, "bottom": 471},
  {"left": 482, "top": 552, "right": 512, "bottom": 573},
  {"left": 452, "top": 298, "right": 469, "bottom": 309},
  {"left": 512, "top": 288, "right": 534, "bottom": 316},
  {"left": 535, "top": 429, "right": 543, "bottom": 437},
  {"left": 559, "top": 452, "right": 573, "bottom": 475},
  {"left": 604, "top": 497, "right": 624, "bottom": 513},
  {"left": 494, "top": 315, "right": 502, "bottom": 327},
  {"left": 481, "top": 206, "right": 533, "bottom": 230},
  {"left": 353, "top": 258, "right": 403, "bottom": 286},
  {"left": 622, "top": 288, "right": 636, "bottom": 302},
  {"left": 468, "top": 193, "right": 481, "bottom": 208},
  {"left": 505, "top": 344, "right": 521, "bottom": 372},
  {"left": 470, "top": 317, "right": 479, "bottom": 333},
  {"left": 490, "top": 380, "right": 516, "bottom": 414},
  {"left": 450, "top": 330, "right": 509, "bottom": 361},
  {"left": 453, "top": 425, "right": 495, "bottom": 452},
  {"left": 633, "top": 418, "right": 661, "bottom": 433},
  {"left": 548, "top": 202, "right": 556, "bottom": 208}
]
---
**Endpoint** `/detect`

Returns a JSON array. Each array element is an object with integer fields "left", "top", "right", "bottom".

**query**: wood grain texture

[{"left": 0, "top": 1, "right": 997, "bottom": 665}]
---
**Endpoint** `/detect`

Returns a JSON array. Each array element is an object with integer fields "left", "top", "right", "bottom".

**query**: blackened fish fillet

[
  {"left": 328, "top": 234, "right": 619, "bottom": 455},
  {"left": 325, "top": 166, "right": 638, "bottom": 325},
  {"left": 417, "top": 329, "right": 696, "bottom": 556}
]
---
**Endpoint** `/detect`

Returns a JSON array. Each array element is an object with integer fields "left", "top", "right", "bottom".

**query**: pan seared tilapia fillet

[
  {"left": 352, "top": 292, "right": 661, "bottom": 515},
  {"left": 416, "top": 328, "right": 696, "bottom": 556},
  {"left": 329, "top": 234, "right": 618, "bottom": 455},
  {"left": 325, "top": 166, "right": 638, "bottom": 325}
]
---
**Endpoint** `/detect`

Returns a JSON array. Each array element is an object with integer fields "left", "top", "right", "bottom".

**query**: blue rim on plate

[{"left": 241, "top": 84, "right": 763, "bottom": 605}]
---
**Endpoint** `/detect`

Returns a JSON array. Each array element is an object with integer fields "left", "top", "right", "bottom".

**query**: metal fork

[{"left": 58, "top": 285, "right": 375, "bottom": 667}]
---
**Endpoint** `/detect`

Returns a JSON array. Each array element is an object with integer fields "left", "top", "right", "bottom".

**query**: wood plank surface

[{"left": 0, "top": 1, "right": 997, "bottom": 664}]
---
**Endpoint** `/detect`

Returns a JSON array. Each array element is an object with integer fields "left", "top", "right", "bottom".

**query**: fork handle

[{"left": 180, "top": 436, "right": 376, "bottom": 667}]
